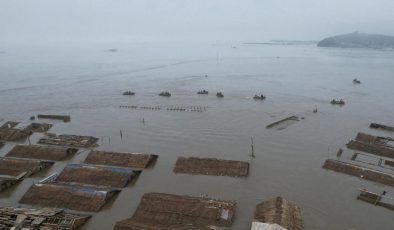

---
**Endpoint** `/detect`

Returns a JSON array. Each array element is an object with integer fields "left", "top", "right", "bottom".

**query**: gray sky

[{"left": 1, "top": 0, "right": 394, "bottom": 43}]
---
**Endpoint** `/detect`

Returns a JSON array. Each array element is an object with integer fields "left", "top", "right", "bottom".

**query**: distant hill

[{"left": 318, "top": 32, "right": 394, "bottom": 49}]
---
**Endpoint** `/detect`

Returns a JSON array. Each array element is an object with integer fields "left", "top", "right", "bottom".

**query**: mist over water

[{"left": 1, "top": 42, "right": 394, "bottom": 229}]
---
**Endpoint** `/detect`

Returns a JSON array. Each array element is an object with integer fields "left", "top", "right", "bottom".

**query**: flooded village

[
  {"left": 2, "top": 0, "right": 394, "bottom": 228},
  {"left": 1, "top": 60, "right": 394, "bottom": 229}
]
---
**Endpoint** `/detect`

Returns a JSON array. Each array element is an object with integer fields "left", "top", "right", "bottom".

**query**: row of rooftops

[{"left": 0, "top": 117, "right": 305, "bottom": 230}]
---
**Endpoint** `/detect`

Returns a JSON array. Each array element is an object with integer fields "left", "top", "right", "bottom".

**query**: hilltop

[{"left": 318, "top": 32, "right": 394, "bottom": 49}]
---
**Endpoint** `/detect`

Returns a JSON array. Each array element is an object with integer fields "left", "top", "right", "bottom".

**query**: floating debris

[
  {"left": 357, "top": 189, "right": 394, "bottom": 211},
  {"left": 253, "top": 197, "right": 304, "bottom": 230},
  {"left": 20, "top": 183, "right": 120, "bottom": 212},
  {"left": 330, "top": 99, "right": 345, "bottom": 105},
  {"left": 346, "top": 132, "right": 394, "bottom": 159},
  {"left": 37, "top": 114, "right": 71, "bottom": 122},
  {"left": 322, "top": 159, "right": 394, "bottom": 186},
  {"left": 0, "top": 207, "right": 91, "bottom": 230},
  {"left": 114, "top": 192, "right": 236, "bottom": 230},
  {"left": 216, "top": 92, "right": 224, "bottom": 98},
  {"left": 0, "top": 121, "right": 19, "bottom": 129},
  {"left": 158, "top": 91, "right": 171, "bottom": 97},
  {"left": 123, "top": 91, "right": 135, "bottom": 96},
  {"left": 266, "top": 116, "right": 300, "bottom": 130},
  {"left": 174, "top": 157, "right": 249, "bottom": 177},
  {"left": 253, "top": 94, "right": 266, "bottom": 100},
  {"left": 84, "top": 151, "right": 157, "bottom": 169},
  {"left": 38, "top": 133, "right": 99, "bottom": 148},
  {"left": 6, "top": 144, "right": 78, "bottom": 161},
  {"left": 55, "top": 163, "right": 139, "bottom": 188},
  {"left": 370, "top": 123, "right": 394, "bottom": 132},
  {"left": 24, "top": 122, "right": 53, "bottom": 133},
  {"left": 197, "top": 89, "right": 209, "bottom": 95},
  {"left": 353, "top": 78, "right": 361, "bottom": 84}
]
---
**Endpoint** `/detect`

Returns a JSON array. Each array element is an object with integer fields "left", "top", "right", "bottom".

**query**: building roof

[
  {"left": 174, "top": 157, "right": 249, "bottom": 177},
  {"left": 254, "top": 197, "right": 303, "bottom": 230},
  {"left": 114, "top": 192, "right": 236, "bottom": 230},
  {"left": 20, "top": 183, "right": 120, "bottom": 212},
  {"left": 0, "top": 157, "right": 53, "bottom": 177},
  {"left": 84, "top": 150, "right": 157, "bottom": 169},
  {"left": 56, "top": 163, "right": 138, "bottom": 188},
  {"left": 6, "top": 144, "right": 78, "bottom": 161}
]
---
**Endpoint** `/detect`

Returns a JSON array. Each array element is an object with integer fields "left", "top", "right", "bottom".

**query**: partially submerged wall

[{"left": 37, "top": 114, "right": 71, "bottom": 122}]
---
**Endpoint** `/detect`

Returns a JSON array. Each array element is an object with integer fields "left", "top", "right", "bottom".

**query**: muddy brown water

[{"left": 1, "top": 42, "right": 394, "bottom": 229}]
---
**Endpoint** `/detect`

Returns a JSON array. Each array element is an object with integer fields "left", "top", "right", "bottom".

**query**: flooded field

[{"left": 1, "top": 42, "right": 394, "bottom": 229}]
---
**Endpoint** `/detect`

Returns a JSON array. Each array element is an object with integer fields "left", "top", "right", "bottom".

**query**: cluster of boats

[
  {"left": 330, "top": 99, "right": 345, "bottom": 105},
  {"left": 158, "top": 91, "right": 171, "bottom": 97},
  {"left": 123, "top": 90, "right": 267, "bottom": 100}
]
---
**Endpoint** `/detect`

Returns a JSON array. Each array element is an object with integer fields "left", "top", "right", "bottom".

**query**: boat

[
  {"left": 159, "top": 91, "right": 171, "bottom": 97},
  {"left": 330, "top": 99, "right": 345, "bottom": 105},
  {"left": 216, "top": 92, "right": 224, "bottom": 98},
  {"left": 353, "top": 78, "right": 361, "bottom": 84},
  {"left": 197, "top": 90, "right": 209, "bottom": 95},
  {"left": 123, "top": 91, "right": 135, "bottom": 96},
  {"left": 253, "top": 94, "right": 266, "bottom": 100}
]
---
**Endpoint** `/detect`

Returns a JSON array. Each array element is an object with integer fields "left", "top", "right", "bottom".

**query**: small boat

[
  {"left": 353, "top": 78, "right": 361, "bottom": 84},
  {"left": 216, "top": 92, "right": 224, "bottom": 98},
  {"left": 330, "top": 99, "right": 345, "bottom": 105},
  {"left": 253, "top": 94, "right": 266, "bottom": 100},
  {"left": 313, "top": 106, "right": 318, "bottom": 113},
  {"left": 197, "top": 90, "right": 209, "bottom": 95},
  {"left": 159, "top": 91, "right": 171, "bottom": 97},
  {"left": 123, "top": 91, "right": 135, "bottom": 96}
]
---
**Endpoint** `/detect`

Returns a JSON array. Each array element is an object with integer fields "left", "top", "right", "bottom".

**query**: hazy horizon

[{"left": 1, "top": 0, "right": 394, "bottom": 43}]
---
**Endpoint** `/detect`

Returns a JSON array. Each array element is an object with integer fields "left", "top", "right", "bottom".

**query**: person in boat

[{"left": 123, "top": 91, "right": 135, "bottom": 95}]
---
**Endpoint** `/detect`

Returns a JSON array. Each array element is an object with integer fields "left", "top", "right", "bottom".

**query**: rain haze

[
  {"left": 1, "top": 1, "right": 394, "bottom": 230},
  {"left": 1, "top": 0, "right": 394, "bottom": 43}
]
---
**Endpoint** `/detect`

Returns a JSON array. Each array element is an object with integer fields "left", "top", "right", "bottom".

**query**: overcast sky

[{"left": 1, "top": 0, "right": 394, "bottom": 43}]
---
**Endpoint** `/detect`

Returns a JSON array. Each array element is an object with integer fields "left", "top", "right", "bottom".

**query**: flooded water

[{"left": 1, "top": 42, "right": 394, "bottom": 229}]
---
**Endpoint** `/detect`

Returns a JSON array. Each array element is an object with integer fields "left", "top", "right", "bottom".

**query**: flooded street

[{"left": 1, "top": 42, "right": 394, "bottom": 229}]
